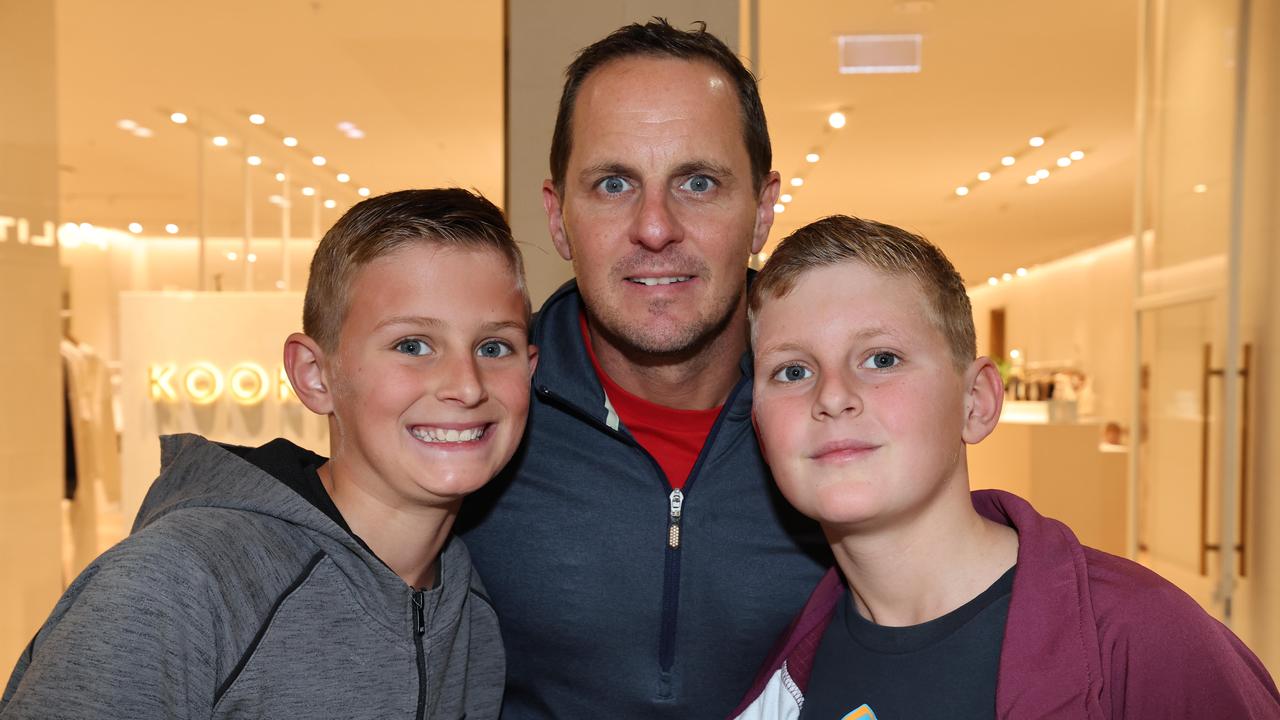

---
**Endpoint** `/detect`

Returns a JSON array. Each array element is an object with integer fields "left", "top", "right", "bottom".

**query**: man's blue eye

[
  {"left": 772, "top": 365, "right": 813, "bottom": 383},
  {"left": 601, "top": 177, "right": 631, "bottom": 194},
  {"left": 396, "top": 339, "right": 432, "bottom": 357},
  {"left": 477, "top": 340, "right": 513, "bottom": 359},
  {"left": 861, "top": 352, "right": 900, "bottom": 370},
  {"left": 681, "top": 175, "right": 714, "bottom": 193}
]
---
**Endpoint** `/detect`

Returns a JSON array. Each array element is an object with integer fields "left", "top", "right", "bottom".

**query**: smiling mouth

[
  {"left": 626, "top": 276, "right": 692, "bottom": 287},
  {"left": 409, "top": 425, "right": 489, "bottom": 444},
  {"left": 811, "top": 441, "right": 880, "bottom": 461}
]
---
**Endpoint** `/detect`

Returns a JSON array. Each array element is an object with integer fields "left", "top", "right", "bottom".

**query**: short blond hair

[
  {"left": 303, "top": 188, "right": 529, "bottom": 352},
  {"left": 749, "top": 215, "right": 975, "bottom": 370}
]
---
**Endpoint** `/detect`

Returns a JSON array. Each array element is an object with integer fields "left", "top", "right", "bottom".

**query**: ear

[
  {"left": 284, "top": 332, "right": 335, "bottom": 415},
  {"left": 961, "top": 356, "right": 1004, "bottom": 445},
  {"left": 526, "top": 343, "right": 540, "bottom": 377},
  {"left": 542, "top": 179, "right": 573, "bottom": 261},
  {"left": 750, "top": 407, "right": 769, "bottom": 463},
  {"left": 751, "top": 171, "right": 783, "bottom": 255}
]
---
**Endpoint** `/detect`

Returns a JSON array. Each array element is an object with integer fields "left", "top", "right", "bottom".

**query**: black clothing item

[{"left": 800, "top": 565, "right": 1016, "bottom": 720}]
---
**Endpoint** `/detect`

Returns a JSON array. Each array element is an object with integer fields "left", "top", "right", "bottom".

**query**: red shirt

[{"left": 580, "top": 313, "right": 721, "bottom": 489}]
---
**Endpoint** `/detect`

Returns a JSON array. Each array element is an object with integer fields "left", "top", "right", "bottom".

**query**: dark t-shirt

[{"left": 800, "top": 565, "right": 1016, "bottom": 720}]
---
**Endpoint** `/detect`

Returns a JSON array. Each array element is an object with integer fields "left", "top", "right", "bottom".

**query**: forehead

[
  {"left": 754, "top": 262, "right": 938, "bottom": 348},
  {"left": 344, "top": 244, "right": 523, "bottom": 321},
  {"left": 569, "top": 56, "right": 744, "bottom": 162}
]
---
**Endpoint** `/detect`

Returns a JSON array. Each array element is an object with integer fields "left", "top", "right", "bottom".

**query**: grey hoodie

[{"left": 1, "top": 434, "right": 503, "bottom": 719}]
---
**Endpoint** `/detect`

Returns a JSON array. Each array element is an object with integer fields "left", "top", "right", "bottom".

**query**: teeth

[
  {"left": 629, "top": 276, "right": 691, "bottom": 286},
  {"left": 411, "top": 426, "right": 485, "bottom": 443}
]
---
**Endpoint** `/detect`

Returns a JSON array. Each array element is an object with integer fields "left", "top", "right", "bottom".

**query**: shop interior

[{"left": 2, "top": 0, "right": 1278, "bottom": 677}]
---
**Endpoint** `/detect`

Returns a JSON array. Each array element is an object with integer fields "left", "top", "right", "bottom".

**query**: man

[{"left": 458, "top": 19, "right": 830, "bottom": 718}]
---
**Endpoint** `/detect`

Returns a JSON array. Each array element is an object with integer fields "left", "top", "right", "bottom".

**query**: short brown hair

[
  {"left": 303, "top": 188, "right": 528, "bottom": 352},
  {"left": 749, "top": 215, "right": 976, "bottom": 369},
  {"left": 549, "top": 18, "right": 771, "bottom": 193}
]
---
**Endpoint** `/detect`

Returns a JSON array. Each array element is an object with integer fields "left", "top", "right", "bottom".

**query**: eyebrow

[
  {"left": 755, "top": 325, "right": 903, "bottom": 359},
  {"left": 576, "top": 160, "right": 738, "bottom": 184},
  {"left": 672, "top": 160, "right": 736, "bottom": 180},
  {"left": 374, "top": 316, "right": 527, "bottom": 333},
  {"left": 578, "top": 162, "right": 634, "bottom": 184}
]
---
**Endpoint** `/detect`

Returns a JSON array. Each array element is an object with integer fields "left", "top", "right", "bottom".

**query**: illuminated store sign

[
  {"left": 149, "top": 362, "right": 296, "bottom": 406},
  {"left": 0, "top": 215, "right": 57, "bottom": 246}
]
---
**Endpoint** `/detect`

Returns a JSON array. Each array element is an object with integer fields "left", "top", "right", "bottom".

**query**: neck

[
  {"left": 317, "top": 460, "right": 456, "bottom": 590},
  {"left": 828, "top": 473, "right": 1018, "bottom": 627},
  {"left": 587, "top": 297, "right": 749, "bottom": 410}
]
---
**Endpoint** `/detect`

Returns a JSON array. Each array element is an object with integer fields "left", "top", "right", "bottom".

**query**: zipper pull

[
  {"left": 412, "top": 590, "right": 426, "bottom": 637},
  {"left": 667, "top": 488, "right": 684, "bottom": 549}
]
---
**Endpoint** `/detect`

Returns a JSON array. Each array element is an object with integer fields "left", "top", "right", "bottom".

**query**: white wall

[
  {"left": 118, "top": 292, "right": 329, "bottom": 523},
  {"left": 969, "top": 237, "right": 1135, "bottom": 426}
]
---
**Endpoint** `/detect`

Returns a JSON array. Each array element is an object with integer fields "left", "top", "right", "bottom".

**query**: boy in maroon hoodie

[{"left": 732, "top": 215, "right": 1279, "bottom": 719}]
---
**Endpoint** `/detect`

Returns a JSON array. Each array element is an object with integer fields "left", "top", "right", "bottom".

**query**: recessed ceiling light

[
  {"left": 773, "top": 203, "right": 786, "bottom": 213},
  {"left": 805, "top": 152, "right": 820, "bottom": 163},
  {"left": 165, "top": 223, "right": 179, "bottom": 234},
  {"left": 268, "top": 194, "right": 286, "bottom": 206},
  {"left": 827, "top": 111, "right": 847, "bottom": 129},
  {"left": 1001, "top": 156, "right": 1016, "bottom": 167},
  {"left": 790, "top": 178, "right": 804, "bottom": 187},
  {"left": 955, "top": 186, "right": 970, "bottom": 197},
  {"left": 1056, "top": 157, "right": 1072, "bottom": 167},
  {"left": 336, "top": 172, "right": 350, "bottom": 183},
  {"left": 247, "top": 253, "right": 257, "bottom": 263},
  {"left": 1035, "top": 168, "right": 1050, "bottom": 179},
  {"left": 1002, "top": 272, "right": 1013, "bottom": 281},
  {"left": 1069, "top": 150, "right": 1085, "bottom": 161},
  {"left": 170, "top": 112, "right": 188, "bottom": 124},
  {"left": 780, "top": 193, "right": 793, "bottom": 203},
  {"left": 212, "top": 136, "right": 229, "bottom": 147},
  {"left": 282, "top": 136, "right": 298, "bottom": 147},
  {"left": 1016, "top": 267, "right": 1028, "bottom": 276},
  {"left": 987, "top": 277, "right": 999, "bottom": 286},
  {"left": 324, "top": 199, "right": 337, "bottom": 209},
  {"left": 249, "top": 113, "right": 266, "bottom": 125},
  {"left": 312, "top": 156, "right": 326, "bottom": 166},
  {"left": 977, "top": 171, "right": 992, "bottom": 181},
  {"left": 1026, "top": 175, "right": 1040, "bottom": 185},
  {"left": 78, "top": 222, "right": 93, "bottom": 232},
  {"left": 133, "top": 127, "right": 153, "bottom": 138},
  {"left": 116, "top": 119, "right": 138, "bottom": 130},
  {"left": 1029, "top": 136, "right": 1045, "bottom": 147},
  {"left": 275, "top": 280, "right": 286, "bottom": 289},
  {"left": 246, "top": 155, "right": 262, "bottom": 166},
  {"left": 337, "top": 121, "right": 355, "bottom": 131},
  {"left": 128, "top": 222, "right": 143, "bottom": 234},
  {"left": 1010, "top": 348, "right": 1022, "bottom": 359},
  {"left": 1193, "top": 184, "right": 1208, "bottom": 193},
  {"left": 275, "top": 172, "right": 286, "bottom": 182},
  {"left": 357, "top": 187, "right": 371, "bottom": 197},
  {"left": 301, "top": 186, "right": 316, "bottom": 196},
  {"left": 227, "top": 251, "right": 238, "bottom": 261},
  {"left": 345, "top": 129, "right": 365, "bottom": 139}
]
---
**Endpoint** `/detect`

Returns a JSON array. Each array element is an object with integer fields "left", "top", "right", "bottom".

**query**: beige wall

[
  {"left": 506, "top": 0, "right": 743, "bottom": 305},
  {"left": 1240, "top": 0, "right": 1280, "bottom": 674},
  {"left": 0, "top": 0, "right": 64, "bottom": 668}
]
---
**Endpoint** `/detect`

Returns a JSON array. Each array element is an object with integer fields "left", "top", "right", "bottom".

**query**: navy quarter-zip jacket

[{"left": 458, "top": 278, "right": 830, "bottom": 719}]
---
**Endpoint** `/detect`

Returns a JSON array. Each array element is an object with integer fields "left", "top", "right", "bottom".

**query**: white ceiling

[
  {"left": 758, "top": 0, "right": 1138, "bottom": 284},
  {"left": 53, "top": 0, "right": 1138, "bottom": 286}
]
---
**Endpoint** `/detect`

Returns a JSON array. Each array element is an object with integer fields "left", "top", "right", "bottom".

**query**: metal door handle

[{"left": 1200, "top": 343, "right": 1251, "bottom": 577}]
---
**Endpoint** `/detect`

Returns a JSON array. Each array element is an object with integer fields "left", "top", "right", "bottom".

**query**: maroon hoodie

[{"left": 731, "top": 490, "right": 1280, "bottom": 719}]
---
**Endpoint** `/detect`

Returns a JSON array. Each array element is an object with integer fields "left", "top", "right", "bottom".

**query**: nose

[
  {"left": 630, "top": 185, "right": 684, "bottom": 252},
  {"left": 436, "top": 352, "right": 487, "bottom": 407},
  {"left": 812, "top": 368, "right": 861, "bottom": 421}
]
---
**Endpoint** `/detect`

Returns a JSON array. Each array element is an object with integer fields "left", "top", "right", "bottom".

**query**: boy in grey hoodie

[{"left": 1, "top": 188, "right": 537, "bottom": 719}]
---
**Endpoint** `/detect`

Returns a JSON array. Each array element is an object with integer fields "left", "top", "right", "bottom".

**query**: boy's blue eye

[
  {"left": 396, "top": 339, "right": 432, "bottom": 357},
  {"left": 680, "top": 175, "right": 715, "bottom": 193},
  {"left": 477, "top": 340, "right": 514, "bottom": 359},
  {"left": 600, "top": 176, "right": 632, "bottom": 194},
  {"left": 860, "top": 352, "right": 900, "bottom": 370},
  {"left": 772, "top": 365, "right": 813, "bottom": 383}
]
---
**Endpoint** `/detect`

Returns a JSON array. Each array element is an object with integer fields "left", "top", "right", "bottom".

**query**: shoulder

[{"left": 1082, "top": 548, "right": 1280, "bottom": 714}]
